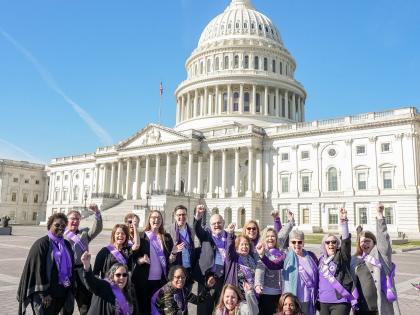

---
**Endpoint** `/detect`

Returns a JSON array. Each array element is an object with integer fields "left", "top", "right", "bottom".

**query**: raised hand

[
  {"left": 271, "top": 209, "right": 279, "bottom": 219},
  {"left": 243, "top": 281, "right": 253, "bottom": 292},
  {"left": 255, "top": 243, "right": 265, "bottom": 256},
  {"left": 174, "top": 242, "right": 185, "bottom": 253},
  {"left": 207, "top": 276, "right": 216, "bottom": 288},
  {"left": 286, "top": 209, "right": 294, "bottom": 222},
  {"left": 339, "top": 208, "right": 348, "bottom": 222},
  {"left": 227, "top": 223, "right": 236, "bottom": 234},
  {"left": 138, "top": 254, "right": 151, "bottom": 265},
  {"left": 255, "top": 285, "right": 263, "bottom": 294},
  {"left": 81, "top": 251, "right": 91, "bottom": 270},
  {"left": 89, "top": 203, "right": 100, "bottom": 213},
  {"left": 195, "top": 204, "right": 206, "bottom": 219},
  {"left": 377, "top": 203, "right": 385, "bottom": 219}
]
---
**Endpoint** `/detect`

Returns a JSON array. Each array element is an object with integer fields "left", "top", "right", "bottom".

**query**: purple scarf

[
  {"left": 360, "top": 253, "right": 397, "bottom": 302},
  {"left": 238, "top": 255, "right": 255, "bottom": 285},
  {"left": 320, "top": 255, "right": 359, "bottom": 309},
  {"left": 211, "top": 231, "right": 227, "bottom": 262},
  {"left": 146, "top": 231, "right": 167, "bottom": 276},
  {"left": 47, "top": 231, "right": 72, "bottom": 287},
  {"left": 105, "top": 279, "right": 130, "bottom": 315},
  {"left": 106, "top": 244, "right": 127, "bottom": 265},
  {"left": 266, "top": 248, "right": 285, "bottom": 264},
  {"left": 175, "top": 224, "right": 191, "bottom": 249},
  {"left": 64, "top": 229, "right": 87, "bottom": 252}
]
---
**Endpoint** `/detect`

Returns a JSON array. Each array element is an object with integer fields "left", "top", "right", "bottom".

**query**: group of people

[{"left": 17, "top": 202, "right": 400, "bottom": 315}]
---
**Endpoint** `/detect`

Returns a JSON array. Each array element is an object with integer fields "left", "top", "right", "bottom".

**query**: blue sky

[{"left": 0, "top": 0, "right": 419, "bottom": 164}]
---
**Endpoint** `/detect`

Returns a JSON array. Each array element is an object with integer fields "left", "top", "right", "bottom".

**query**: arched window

[
  {"left": 194, "top": 64, "right": 198, "bottom": 76},
  {"left": 272, "top": 59, "right": 276, "bottom": 73},
  {"left": 215, "top": 57, "right": 219, "bottom": 71},
  {"left": 73, "top": 186, "right": 79, "bottom": 201},
  {"left": 256, "top": 93, "right": 261, "bottom": 113},
  {"left": 254, "top": 56, "right": 259, "bottom": 70},
  {"left": 207, "top": 59, "right": 211, "bottom": 73},
  {"left": 327, "top": 168, "right": 338, "bottom": 191},
  {"left": 244, "top": 55, "right": 249, "bottom": 69},
  {"left": 234, "top": 55, "right": 239, "bottom": 69},
  {"left": 233, "top": 92, "right": 239, "bottom": 111},
  {"left": 244, "top": 93, "right": 250, "bottom": 112},
  {"left": 224, "top": 56, "right": 229, "bottom": 69},
  {"left": 200, "top": 61, "right": 204, "bottom": 74},
  {"left": 279, "top": 62, "right": 283, "bottom": 74},
  {"left": 223, "top": 93, "right": 228, "bottom": 112},
  {"left": 264, "top": 58, "right": 268, "bottom": 71}
]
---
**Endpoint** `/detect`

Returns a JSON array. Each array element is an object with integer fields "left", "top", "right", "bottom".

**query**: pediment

[{"left": 118, "top": 124, "right": 189, "bottom": 149}]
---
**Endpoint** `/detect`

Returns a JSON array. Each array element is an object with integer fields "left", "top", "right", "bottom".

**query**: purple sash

[
  {"left": 106, "top": 279, "right": 130, "bottom": 315},
  {"left": 178, "top": 229, "right": 191, "bottom": 249},
  {"left": 106, "top": 244, "right": 127, "bottom": 265},
  {"left": 127, "top": 240, "right": 133, "bottom": 248},
  {"left": 64, "top": 229, "right": 87, "bottom": 252},
  {"left": 266, "top": 248, "right": 285, "bottom": 264},
  {"left": 47, "top": 231, "right": 72, "bottom": 288},
  {"left": 151, "top": 289, "right": 160, "bottom": 315},
  {"left": 238, "top": 256, "right": 255, "bottom": 285},
  {"left": 212, "top": 232, "right": 227, "bottom": 263},
  {"left": 320, "top": 256, "right": 358, "bottom": 309},
  {"left": 360, "top": 254, "right": 397, "bottom": 302},
  {"left": 146, "top": 231, "right": 167, "bottom": 276}
]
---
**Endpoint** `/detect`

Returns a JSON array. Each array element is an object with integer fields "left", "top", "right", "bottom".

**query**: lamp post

[
  {"left": 84, "top": 191, "right": 88, "bottom": 211},
  {"left": 146, "top": 191, "right": 151, "bottom": 210}
]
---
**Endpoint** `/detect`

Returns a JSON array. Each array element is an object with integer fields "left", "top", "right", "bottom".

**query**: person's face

[
  {"left": 113, "top": 266, "right": 128, "bottom": 289},
  {"left": 210, "top": 215, "right": 224, "bottom": 235},
  {"left": 325, "top": 236, "right": 338, "bottom": 256},
  {"left": 223, "top": 288, "right": 239, "bottom": 311},
  {"left": 67, "top": 214, "right": 80, "bottom": 231},
  {"left": 360, "top": 236, "right": 374, "bottom": 255},
  {"left": 50, "top": 218, "right": 66, "bottom": 237},
  {"left": 245, "top": 223, "right": 258, "bottom": 240},
  {"left": 149, "top": 212, "right": 162, "bottom": 230},
  {"left": 114, "top": 228, "right": 127, "bottom": 246},
  {"left": 282, "top": 296, "right": 296, "bottom": 315},
  {"left": 171, "top": 269, "right": 186, "bottom": 289},
  {"left": 265, "top": 231, "right": 277, "bottom": 249},
  {"left": 236, "top": 238, "right": 250, "bottom": 256},
  {"left": 175, "top": 209, "right": 187, "bottom": 227},
  {"left": 289, "top": 238, "right": 304, "bottom": 256}
]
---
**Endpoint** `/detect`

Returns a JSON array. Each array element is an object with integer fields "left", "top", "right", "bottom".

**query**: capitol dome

[{"left": 174, "top": 0, "right": 306, "bottom": 131}]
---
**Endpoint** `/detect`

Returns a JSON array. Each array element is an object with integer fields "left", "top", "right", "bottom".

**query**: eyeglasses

[
  {"left": 325, "top": 240, "right": 337, "bottom": 245},
  {"left": 127, "top": 220, "right": 133, "bottom": 224},
  {"left": 69, "top": 217, "right": 80, "bottom": 221},
  {"left": 53, "top": 223, "right": 66, "bottom": 228},
  {"left": 115, "top": 273, "right": 128, "bottom": 278},
  {"left": 291, "top": 240, "right": 303, "bottom": 245},
  {"left": 246, "top": 227, "right": 257, "bottom": 231},
  {"left": 176, "top": 213, "right": 187, "bottom": 217},
  {"left": 173, "top": 275, "right": 186, "bottom": 280}
]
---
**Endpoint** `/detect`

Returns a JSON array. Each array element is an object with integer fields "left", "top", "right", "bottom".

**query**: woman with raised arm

[
  {"left": 224, "top": 223, "right": 258, "bottom": 298},
  {"left": 351, "top": 204, "right": 401, "bottom": 315},
  {"left": 214, "top": 283, "right": 258, "bottom": 315},
  {"left": 81, "top": 251, "right": 133, "bottom": 315},
  {"left": 132, "top": 210, "right": 174, "bottom": 315},
  {"left": 318, "top": 208, "right": 356, "bottom": 315},
  {"left": 151, "top": 265, "right": 215, "bottom": 315},
  {"left": 93, "top": 224, "right": 135, "bottom": 279}
]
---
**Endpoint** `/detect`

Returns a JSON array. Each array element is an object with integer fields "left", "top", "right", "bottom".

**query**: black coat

[
  {"left": 93, "top": 245, "right": 134, "bottom": 279},
  {"left": 17, "top": 235, "right": 75, "bottom": 315},
  {"left": 169, "top": 223, "right": 198, "bottom": 269}
]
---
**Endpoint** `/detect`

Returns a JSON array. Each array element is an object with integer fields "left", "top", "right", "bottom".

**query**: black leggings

[
  {"left": 258, "top": 294, "right": 281, "bottom": 315},
  {"left": 319, "top": 302, "right": 351, "bottom": 315}
]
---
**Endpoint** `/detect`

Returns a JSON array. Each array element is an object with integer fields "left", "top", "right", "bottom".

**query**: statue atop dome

[{"left": 228, "top": 0, "right": 254, "bottom": 10}]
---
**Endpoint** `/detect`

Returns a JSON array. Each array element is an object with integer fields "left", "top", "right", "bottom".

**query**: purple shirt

[
  {"left": 149, "top": 238, "right": 163, "bottom": 280},
  {"left": 318, "top": 258, "right": 346, "bottom": 304},
  {"left": 296, "top": 256, "right": 314, "bottom": 302}
]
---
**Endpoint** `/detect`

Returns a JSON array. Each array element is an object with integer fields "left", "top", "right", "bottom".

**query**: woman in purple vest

[
  {"left": 318, "top": 208, "right": 356, "bottom": 315},
  {"left": 82, "top": 251, "right": 133, "bottom": 315},
  {"left": 132, "top": 210, "right": 174, "bottom": 315},
  {"left": 94, "top": 224, "right": 134, "bottom": 279},
  {"left": 350, "top": 204, "right": 400, "bottom": 315}
]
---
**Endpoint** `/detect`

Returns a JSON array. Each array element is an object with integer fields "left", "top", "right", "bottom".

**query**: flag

[{"left": 160, "top": 82, "right": 163, "bottom": 96}]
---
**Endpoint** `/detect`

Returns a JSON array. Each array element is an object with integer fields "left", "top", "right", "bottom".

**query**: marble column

[
  {"left": 256, "top": 151, "right": 262, "bottom": 194},
  {"left": 221, "top": 149, "right": 227, "bottom": 198},
  {"left": 95, "top": 164, "right": 100, "bottom": 194},
  {"left": 252, "top": 85, "right": 256, "bottom": 114},
  {"left": 175, "top": 152, "right": 182, "bottom": 193},
  {"left": 165, "top": 153, "right": 171, "bottom": 191},
  {"left": 155, "top": 154, "right": 161, "bottom": 191},
  {"left": 292, "top": 93, "right": 296, "bottom": 120},
  {"left": 116, "top": 160, "right": 122, "bottom": 195},
  {"left": 187, "top": 93, "right": 191, "bottom": 119},
  {"left": 264, "top": 86, "right": 269, "bottom": 115},
  {"left": 187, "top": 151, "right": 193, "bottom": 193},
  {"left": 272, "top": 149, "right": 279, "bottom": 198},
  {"left": 207, "top": 151, "right": 214, "bottom": 198},
  {"left": 227, "top": 85, "right": 232, "bottom": 114},
  {"left": 135, "top": 157, "right": 141, "bottom": 199},
  {"left": 233, "top": 148, "right": 240, "bottom": 197},
  {"left": 197, "top": 154, "right": 203, "bottom": 194},
  {"left": 284, "top": 91, "right": 289, "bottom": 119},
  {"left": 264, "top": 149, "right": 271, "bottom": 197},
  {"left": 239, "top": 84, "right": 244, "bottom": 114},
  {"left": 125, "top": 159, "right": 132, "bottom": 199},
  {"left": 144, "top": 156, "right": 150, "bottom": 194},
  {"left": 110, "top": 162, "right": 116, "bottom": 194},
  {"left": 204, "top": 87, "right": 208, "bottom": 116},
  {"left": 275, "top": 88, "right": 280, "bottom": 117},
  {"left": 247, "top": 148, "right": 254, "bottom": 197},
  {"left": 193, "top": 92, "right": 198, "bottom": 117}
]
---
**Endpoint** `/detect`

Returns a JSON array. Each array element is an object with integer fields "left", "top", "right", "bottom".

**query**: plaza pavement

[{"left": 1, "top": 226, "right": 420, "bottom": 314}]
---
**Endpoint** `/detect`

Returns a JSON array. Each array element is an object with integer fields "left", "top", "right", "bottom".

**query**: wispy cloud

[
  {"left": 0, "top": 27, "right": 113, "bottom": 145},
  {"left": 0, "top": 138, "right": 44, "bottom": 164}
]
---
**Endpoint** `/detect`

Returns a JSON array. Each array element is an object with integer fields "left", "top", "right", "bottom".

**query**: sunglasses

[
  {"left": 53, "top": 223, "right": 66, "bottom": 229},
  {"left": 115, "top": 273, "right": 128, "bottom": 278},
  {"left": 127, "top": 220, "right": 132, "bottom": 224},
  {"left": 325, "top": 240, "right": 337, "bottom": 245},
  {"left": 291, "top": 240, "right": 303, "bottom": 245},
  {"left": 246, "top": 227, "right": 257, "bottom": 231}
]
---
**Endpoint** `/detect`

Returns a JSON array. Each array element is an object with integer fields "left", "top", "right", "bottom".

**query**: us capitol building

[{"left": 44, "top": 0, "right": 420, "bottom": 237}]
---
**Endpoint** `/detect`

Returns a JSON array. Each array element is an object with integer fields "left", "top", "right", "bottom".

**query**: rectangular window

[
  {"left": 381, "top": 143, "right": 391, "bottom": 152},
  {"left": 35, "top": 179, "right": 40, "bottom": 185},
  {"left": 357, "top": 173, "right": 367, "bottom": 190},
  {"left": 85, "top": 173, "right": 90, "bottom": 179},
  {"left": 281, "top": 153, "right": 289, "bottom": 161},
  {"left": 32, "top": 212, "right": 37, "bottom": 221},
  {"left": 385, "top": 207, "right": 394, "bottom": 225},
  {"left": 359, "top": 207, "right": 368, "bottom": 224},
  {"left": 302, "top": 208, "right": 310, "bottom": 224},
  {"left": 12, "top": 192, "right": 17, "bottom": 202},
  {"left": 56, "top": 175, "right": 60, "bottom": 181},
  {"left": 24, "top": 179, "right": 29, "bottom": 184},
  {"left": 356, "top": 145, "right": 366, "bottom": 155},
  {"left": 54, "top": 190, "right": 59, "bottom": 201},
  {"left": 328, "top": 208, "right": 338, "bottom": 225},
  {"left": 281, "top": 177, "right": 289, "bottom": 193},
  {"left": 64, "top": 175, "right": 69, "bottom": 181},
  {"left": 34, "top": 194, "right": 39, "bottom": 203},
  {"left": 63, "top": 190, "right": 68, "bottom": 201},
  {"left": 264, "top": 58, "right": 268, "bottom": 71},
  {"left": 383, "top": 171, "right": 392, "bottom": 189},
  {"left": 23, "top": 193, "right": 28, "bottom": 203},
  {"left": 302, "top": 176, "right": 310, "bottom": 192},
  {"left": 301, "top": 151, "right": 309, "bottom": 160},
  {"left": 13, "top": 177, "right": 18, "bottom": 183}
]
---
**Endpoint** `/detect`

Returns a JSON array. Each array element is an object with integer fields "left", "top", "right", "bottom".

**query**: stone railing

[
  {"left": 51, "top": 153, "right": 95, "bottom": 164},
  {"left": 91, "top": 192, "right": 124, "bottom": 200}
]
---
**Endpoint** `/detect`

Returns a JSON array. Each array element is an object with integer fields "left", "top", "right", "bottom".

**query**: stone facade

[
  {"left": 44, "top": 0, "right": 420, "bottom": 237},
  {"left": 0, "top": 159, "right": 47, "bottom": 224}
]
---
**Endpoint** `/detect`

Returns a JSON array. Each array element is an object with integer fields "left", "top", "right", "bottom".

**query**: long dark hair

[
  {"left": 278, "top": 293, "right": 304, "bottom": 315},
  {"left": 110, "top": 224, "right": 130, "bottom": 247}
]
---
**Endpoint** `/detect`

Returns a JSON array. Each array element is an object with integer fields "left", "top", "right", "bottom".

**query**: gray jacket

[{"left": 351, "top": 218, "right": 400, "bottom": 315}]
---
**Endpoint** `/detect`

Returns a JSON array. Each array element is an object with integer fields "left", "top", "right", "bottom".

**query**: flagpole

[{"left": 159, "top": 82, "right": 163, "bottom": 125}]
